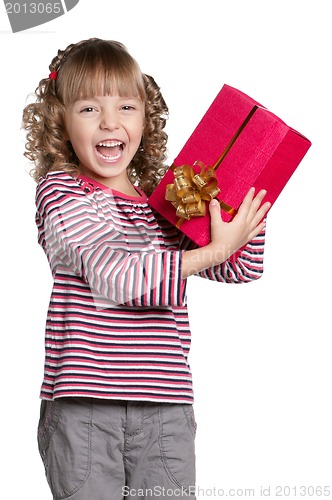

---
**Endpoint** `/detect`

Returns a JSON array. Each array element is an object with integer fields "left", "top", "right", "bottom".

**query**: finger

[
  {"left": 253, "top": 189, "right": 268, "bottom": 204},
  {"left": 243, "top": 189, "right": 268, "bottom": 223},
  {"left": 238, "top": 186, "right": 266, "bottom": 211},
  {"left": 247, "top": 220, "right": 267, "bottom": 241},
  {"left": 235, "top": 187, "right": 255, "bottom": 218},
  {"left": 209, "top": 199, "right": 222, "bottom": 221},
  {"left": 242, "top": 187, "right": 256, "bottom": 207},
  {"left": 209, "top": 199, "right": 223, "bottom": 237},
  {"left": 228, "top": 187, "right": 268, "bottom": 222},
  {"left": 250, "top": 200, "right": 271, "bottom": 228},
  {"left": 248, "top": 188, "right": 267, "bottom": 214},
  {"left": 257, "top": 200, "right": 271, "bottom": 218}
]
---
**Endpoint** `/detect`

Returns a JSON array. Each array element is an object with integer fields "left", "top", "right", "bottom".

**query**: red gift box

[{"left": 148, "top": 84, "right": 311, "bottom": 247}]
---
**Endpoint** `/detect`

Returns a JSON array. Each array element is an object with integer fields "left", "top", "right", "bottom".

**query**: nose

[{"left": 100, "top": 109, "right": 120, "bottom": 131}]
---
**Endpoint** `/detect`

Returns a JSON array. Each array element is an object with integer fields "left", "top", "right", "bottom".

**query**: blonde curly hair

[{"left": 22, "top": 38, "right": 169, "bottom": 196}]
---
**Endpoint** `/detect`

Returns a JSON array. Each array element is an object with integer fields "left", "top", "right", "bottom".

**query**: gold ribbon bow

[{"left": 166, "top": 160, "right": 236, "bottom": 227}]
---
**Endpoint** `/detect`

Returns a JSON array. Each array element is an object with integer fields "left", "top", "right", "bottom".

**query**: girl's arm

[
  {"left": 36, "top": 172, "right": 186, "bottom": 308},
  {"left": 37, "top": 174, "right": 269, "bottom": 309}
]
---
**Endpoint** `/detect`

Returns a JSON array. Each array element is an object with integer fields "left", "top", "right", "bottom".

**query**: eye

[
  {"left": 81, "top": 106, "right": 96, "bottom": 113},
  {"left": 121, "top": 105, "right": 135, "bottom": 111}
]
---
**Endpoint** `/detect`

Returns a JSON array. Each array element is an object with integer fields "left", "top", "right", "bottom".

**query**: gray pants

[{"left": 38, "top": 398, "right": 197, "bottom": 499}]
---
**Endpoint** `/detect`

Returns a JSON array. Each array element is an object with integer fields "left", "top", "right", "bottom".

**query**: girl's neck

[
  {"left": 77, "top": 169, "right": 136, "bottom": 195},
  {"left": 78, "top": 173, "right": 145, "bottom": 199}
]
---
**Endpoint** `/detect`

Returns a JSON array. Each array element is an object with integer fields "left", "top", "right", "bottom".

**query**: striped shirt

[{"left": 35, "top": 171, "right": 265, "bottom": 403}]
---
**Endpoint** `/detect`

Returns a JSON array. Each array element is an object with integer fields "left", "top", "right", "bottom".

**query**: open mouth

[{"left": 95, "top": 141, "right": 124, "bottom": 161}]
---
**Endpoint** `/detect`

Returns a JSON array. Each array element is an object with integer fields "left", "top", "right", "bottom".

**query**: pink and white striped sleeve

[
  {"left": 198, "top": 227, "right": 265, "bottom": 283},
  {"left": 36, "top": 174, "right": 186, "bottom": 307},
  {"left": 180, "top": 226, "right": 266, "bottom": 284}
]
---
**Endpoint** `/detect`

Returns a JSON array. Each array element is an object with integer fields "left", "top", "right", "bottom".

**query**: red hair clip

[{"left": 49, "top": 71, "right": 57, "bottom": 80}]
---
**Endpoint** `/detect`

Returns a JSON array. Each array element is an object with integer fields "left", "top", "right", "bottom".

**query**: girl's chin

[{"left": 79, "top": 164, "right": 129, "bottom": 181}]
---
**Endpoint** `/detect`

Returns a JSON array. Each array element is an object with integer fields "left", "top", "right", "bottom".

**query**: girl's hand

[
  {"left": 181, "top": 188, "right": 270, "bottom": 278},
  {"left": 208, "top": 187, "right": 270, "bottom": 260}
]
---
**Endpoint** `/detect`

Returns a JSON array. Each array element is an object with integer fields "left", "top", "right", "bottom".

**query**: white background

[{"left": 1, "top": 0, "right": 331, "bottom": 498}]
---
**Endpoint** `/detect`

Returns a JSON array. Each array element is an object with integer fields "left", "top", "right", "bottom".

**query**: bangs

[{"left": 57, "top": 40, "right": 146, "bottom": 104}]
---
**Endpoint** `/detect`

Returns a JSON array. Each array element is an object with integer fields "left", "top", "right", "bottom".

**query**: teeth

[
  {"left": 97, "top": 141, "right": 122, "bottom": 147},
  {"left": 96, "top": 150, "right": 122, "bottom": 161}
]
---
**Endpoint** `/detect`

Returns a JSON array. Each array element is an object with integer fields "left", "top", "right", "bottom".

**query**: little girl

[{"left": 23, "top": 38, "right": 270, "bottom": 500}]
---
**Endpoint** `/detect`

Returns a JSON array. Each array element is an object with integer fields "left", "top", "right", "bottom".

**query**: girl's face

[{"left": 64, "top": 94, "right": 144, "bottom": 192}]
